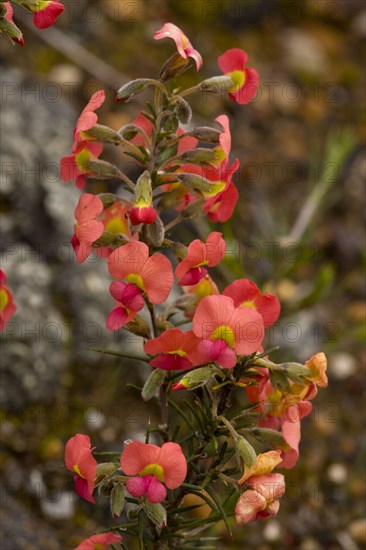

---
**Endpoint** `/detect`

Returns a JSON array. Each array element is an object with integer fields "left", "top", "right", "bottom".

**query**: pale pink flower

[
  {"left": 121, "top": 441, "right": 187, "bottom": 503},
  {"left": 154, "top": 23, "right": 203, "bottom": 70}
]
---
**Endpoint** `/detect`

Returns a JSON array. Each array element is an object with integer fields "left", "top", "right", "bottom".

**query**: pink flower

[
  {"left": 203, "top": 181, "right": 239, "bottom": 223},
  {"left": 144, "top": 328, "right": 202, "bottom": 371},
  {"left": 73, "top": 90, "right": 105, "bottom": 151},
  {"left": 216, "top": 114, "right": 231, "bottom": 160},
  {"left": 74, "top": 532, "right": 122, "bottom": 550},
  {"left": 129, "top": 202, "right": 157, "bottom": 226},
  {"left": 71, "top": 194, "right": 104, "bottom": 263},
  {"left": 32, "top": 0, "right": 64, "bottom": 29},
  {"left": 0, "top": 269, "right": 17, "bottom": 330},
  {"left": 305, "top": 352, "right": 328, "bottom": 389},
  {"left": 60, "top": 141, "right": 103, "bottom": 190},
  {"left": 245, "top": 374, "right": 314, "bottom": 469},
  {"left": 218, "top": 48, "right": 259, "bottom": 105},
  {"left": 192, "top": 295, "right": 265, "bottom": 369},
  {"left": 181, "top": 157, "right": 239, "bottom": 202},
  {"left": 121, "top": 441, "right": 187, "bottom": 503},
  {"left": 175, "top": 232, "right": 226, "bottom": 286},
  {"left": 3, "top": 2, "right": 24, "bottom": 46},
  {"left": 223, "top": 279, "right": 280, "bottom": 327},
  {"left": 154, "top": 23, "right": 203, "bottom": 70},
  {"left": 65, "top": 434, "right": 97, "bottom": 503},
  {"left": 107, "top": 242, "right": 174, "bottom": 330},
  {"left": 235, "top": 473, "right": 285, "bottom": 525},
  {"left": 96, "top": 200, "right": 136, "bottom": 258}
]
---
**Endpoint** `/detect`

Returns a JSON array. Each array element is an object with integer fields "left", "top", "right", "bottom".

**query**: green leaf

[
  {"left": 138, "top": 509, "right": 145, "bottom": 550},
  {"left": 89, "top": 348, "right": 150, "bottom": 362},
  {"left": 204, "top": 484, "right": 232, "bottom": 535}
]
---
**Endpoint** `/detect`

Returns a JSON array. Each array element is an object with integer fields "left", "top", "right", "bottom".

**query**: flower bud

[
  {"left": 190, "top": 127, "right": 221, "bottom": 144},
  {"left": 235, "top": 437, "right": 257, "bottom": 468},
  {"left": 180, "top": 147, "right": 221, "bottom": 166},
  {"left": 130, "top": 170, "right": 157, "bottom": 226},
  {"left": 87, "top": 159, "right": 123, "bottom": 180},
  {"left": 142, "top": 369, "right": 166, "bottom": 401},
  {"left": 119, "top": 124, "right": 141, "bottom": 141},
  {"left": 125, "top": 315, "right": 151, "bottom": 338},
  {"left": 110, "top": 482, "right": 126, "bottom": 518},
  {"left": 95, "top": 462, "right": 120, "bottom": 485},
  {"left": 159, "top": 52, "right": 193, "bottom": 81},
  {"left": 173, "top": 96, "right": 192, "bottom": 124},
  {"left": 141, "top": 215, "right": 165, "bottom": 248},
  {"left": 82, "top": 124, "right": 122, "bottom": 144},
  {"left": 172, "top": 241, "right": 188, "bottom": 261},
  {"left": 116, "top": 79, "right": 151, "bottom": 102},
  {"left": 143, "top": 501, "right": 167, "bottom": 529},
  {"left": 174, "top": 294, "right": 199, "bottom": 313},
  {"left": 172, "top": 366, "right": 215, "bottom": 391},
  {"left": 97, "top": 193, "right": 120, "bottom": 208},
  {"left": 200, "top": 75, "right": 235, "bottom": 94},
  {"left": 176, "top": 173, "right": 211, "bottom": 193},
  {"left": 0, "top": 15, "right": 24, "bottom": 46}
]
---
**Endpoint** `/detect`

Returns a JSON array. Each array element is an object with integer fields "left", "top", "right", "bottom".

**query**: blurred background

[{"left": 1, "top": 0, "right": 365, "bottom": 548}]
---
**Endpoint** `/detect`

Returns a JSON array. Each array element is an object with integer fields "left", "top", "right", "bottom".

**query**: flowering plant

[{"left": 1, "top": 19, "right": 328, "bottom": 549}]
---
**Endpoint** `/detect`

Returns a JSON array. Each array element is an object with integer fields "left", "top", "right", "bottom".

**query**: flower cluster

[
  {"left": 58, "top": 23, "right": 328, "bottom": 548},
  {"left": 0, "top": 0, "right": 64, "bottom": 45}
]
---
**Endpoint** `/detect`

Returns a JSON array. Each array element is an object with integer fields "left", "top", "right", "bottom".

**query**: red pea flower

[
  {"left": 32, "top": 0, "right": 64, "bottom": 29},
  {"left": 96, "top": 200, "right": 136, "bottom": 258},
  {"left": 65, "top": 434, "right": 97, "bottom": 503},
  {"left": 192, "top": 295, "right": 264, "bottom": 369},
  {"left": 154, "top": 22, "right": 203, "bottom": 71},
  {"left": 223, "top": 279, "right": 280, "bottom": 327},
  {"left": 107, "top": 242, "right": 174, "bottom": 330},
  {"left": 60, "top": 141, "right": 103, "bottom": 190},
  {"left": 235, "top": 473, "right": 285, "bottom": 525},
  {"left": 203, "top": 181, "right": 239, "bottom": 223},
  {"left": 74, "top": 532, "right": 122, "bottom": 550},
  {"left": 0, "top": 269, "right": 17, "bottom": 330},
  {"left": 71, "top": 194, "right": 104, "bottom": 263},
  {"left": 129, "top": 201, "right": 157, "bottom": 226},
  {"left": 144, "top": 328, "right": 203, "bottom": 371},
  {"left": 73, "top": 90, "right": 105, "bottom": 151},
  {"left": 175, "top": 232, "right": 226, "bottom": 286},
  {"left": 218, "top": 48, "right": 259, "bottom": 105},
  {"left": 121, "top": 441, "right": 187, "bottom": 503}
]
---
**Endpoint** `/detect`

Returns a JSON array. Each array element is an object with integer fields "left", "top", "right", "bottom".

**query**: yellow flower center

[
  {"left": 240, "top": 300, "right": 256, "bottom": 309},
  {"left": 73, "top": 464, "right": 84, "bottom": 478},
  {"left": 126, "top": 273, "right": 145, "bottom": 291},
  {"left": 0, "top": 289, "right": 9, "bottom": 312},
  {"left": 140, "top": 463, "right": 165, "bottom": 482},
  {"left": 75, "top": 147, "right": 93, "bottom": 171},
  {"left": 105, "top": 218, "right": 127, "bottom": 235},
  {"left": 182, "top": 34, "right": 188, "bottom": 49},
  {"left": 212, "top": 325, "right": 235, "bottom": 348},
  {"left": 194, "top": 259, "right": 210, "bottom": 268},
  {"left": 135, "top": 197, "right": 151, "bottom": 208},
  {"left": 193, "top": 277, "right": 215, "bottom": 299},
  {"left": 227, "top": 70, "right": 246, "bottom": 91},
  {"left": 204, "top": 180, "right": 226, "bottom": 198},
  {"left": 168, "top": 348, "right": 186, "bottom": 357}
]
